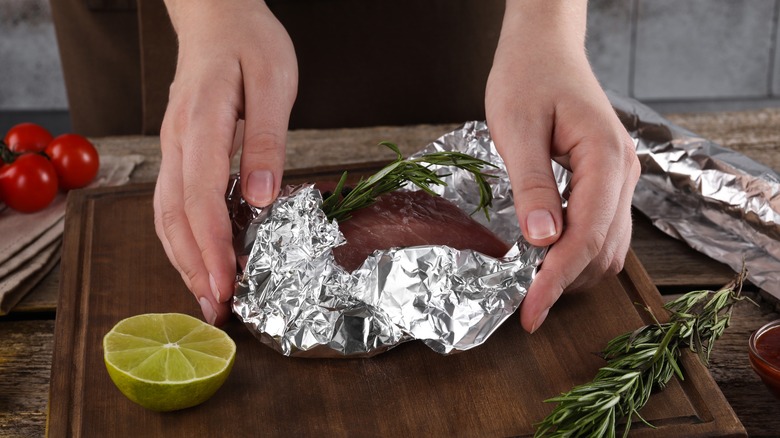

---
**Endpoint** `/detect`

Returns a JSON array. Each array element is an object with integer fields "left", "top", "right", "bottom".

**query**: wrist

[
  {"left": 499, "top": 0, "right": 587, "bottom": 53},
  {"left": 162, "top": 0, "right": 191, "bottom": 34},
  {"left": 163, "top": 0, "right": 273, "bottom": 36}
]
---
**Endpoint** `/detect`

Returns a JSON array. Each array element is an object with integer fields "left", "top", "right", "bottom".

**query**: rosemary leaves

[
  {"left": 535, "top": 270, "right": 751, "bottom": 438},
  {"left": 320, "top": 141, "right": 497, "bottom": 222}
]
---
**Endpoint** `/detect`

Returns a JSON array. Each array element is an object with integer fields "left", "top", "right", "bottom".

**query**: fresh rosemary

[
  {"left": 535, "top": 270, "right": 752, "bottom": 438},
  {"left": 320, "top": 141, "right": 497, "bottom": 222}
]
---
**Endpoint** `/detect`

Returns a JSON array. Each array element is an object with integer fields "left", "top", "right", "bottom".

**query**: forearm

[
  {"left": 499, "top": 0, "right": 587, "bottom": 51},
  {"left": 163, "top": 0, "right": 274, "bottom": 37}
]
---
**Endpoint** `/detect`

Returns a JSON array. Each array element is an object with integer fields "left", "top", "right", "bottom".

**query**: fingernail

[
  {"left": 198, "top": 297, "right": 217, "bottom": 325},
  {"left": 209, "top": 273, "right": 222, "bottom": 303},
  {"left": 246, "top": 170, "right": 274, "bottom": 206},
  {"left": 527, "top": 210, "right": 557, "bottom": 240},
  {"left": 531, "top": 307, "right": 550, "bottom": 334}
]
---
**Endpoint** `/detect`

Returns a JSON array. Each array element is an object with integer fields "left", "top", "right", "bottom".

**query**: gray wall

[
  {"left": 1, "top": 0, "right": 780, "bottom": 122},
  {"left": 1, "top": 0, "right": 67, "bottom": 111},
  {"left": 587, "top": 0, "right": 780, "bottom": 111}
]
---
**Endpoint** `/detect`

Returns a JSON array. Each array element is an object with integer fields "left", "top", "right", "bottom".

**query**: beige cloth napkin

[{"left": 0, "top": 154, "right": 144, "bottom": 314}]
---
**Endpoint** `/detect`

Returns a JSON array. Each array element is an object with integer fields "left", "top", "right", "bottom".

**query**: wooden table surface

[{"left": 2, "top": 110, "right": 780, "bottom": 436}]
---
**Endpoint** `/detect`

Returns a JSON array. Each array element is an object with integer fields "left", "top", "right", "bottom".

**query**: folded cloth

[{"left": 0, "top": 154, "right": 144, "bottom": 314}]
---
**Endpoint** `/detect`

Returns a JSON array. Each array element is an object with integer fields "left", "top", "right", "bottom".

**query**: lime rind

[
  {"left": 104, "top": 356, "right": 235, "bottom": 411},
  {"left": 104, "top": 344, "right": 234, "bottom": 383},
  {"left": 102, "top": 313, "right": 236, "bottom": 411}
]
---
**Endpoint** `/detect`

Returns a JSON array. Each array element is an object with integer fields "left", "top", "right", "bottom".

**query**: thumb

[
  {"left": 239, "top": 72, "right": 297, "bottom": 208},
  {"left": 239, "top": 125, "right": 287, "bottom": 208},
  {"left": 489, "top": 114, "right": 563, "bottom": 247}
]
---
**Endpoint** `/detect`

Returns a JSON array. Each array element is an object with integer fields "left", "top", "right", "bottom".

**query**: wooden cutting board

[{"left": 48, "top": 167, "right": 746, "bottom": 437}]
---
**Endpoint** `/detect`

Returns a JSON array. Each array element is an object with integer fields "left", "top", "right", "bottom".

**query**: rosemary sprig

[
  {"left": 321, "top": 141, "right": 497, "bottom": 222},
  {"left": 535, "top": 269, "right": 752, "bottom": 438}
]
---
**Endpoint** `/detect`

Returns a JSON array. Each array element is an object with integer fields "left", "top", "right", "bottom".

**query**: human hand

[
  {"left": 154, "top": 0, "right": 297, "bottom": 325},
  {"left": 486, "top": 0, "right": 641, "bottom": 333}
]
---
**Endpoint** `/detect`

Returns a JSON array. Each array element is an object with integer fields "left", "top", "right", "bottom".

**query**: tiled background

[
  {"left": 2, "top": 0, "right": 780, "bottom": 135},
  {"left": 0, "top": 0, "right": 69, "bottom": 133},
  {"left": 588, "top": 0, "right": 780, "bottom": 107}
]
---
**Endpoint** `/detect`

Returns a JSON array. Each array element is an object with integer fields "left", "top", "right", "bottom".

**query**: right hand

[
  {"left": 486, "top": 0, "right": 640, "bottom": 334},
  {"left": 154, "top": 0, "right": 298, "bottom": 325}
]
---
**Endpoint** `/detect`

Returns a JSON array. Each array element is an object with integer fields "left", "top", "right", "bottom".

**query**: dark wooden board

[
  {"left": 0, "top": 319, "right": 55, "bottom": 436},
  {"left": 48, "top": 177, "right": 746, "bottom": 437}
]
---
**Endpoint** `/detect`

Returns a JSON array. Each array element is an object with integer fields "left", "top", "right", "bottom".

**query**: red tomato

[
  {"left": 45, "top": 134, "right": 100, "bottom": 190},
  {"left": 0, "top": 154, "right": 59, "bottom": 213},
  {"left": 4, "top": 123, "right": 54, "bottom": 153}
]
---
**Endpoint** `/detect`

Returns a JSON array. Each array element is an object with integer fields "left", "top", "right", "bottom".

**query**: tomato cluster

[{"left": 1, "top": 123, "right": 100, "bottom": 213}]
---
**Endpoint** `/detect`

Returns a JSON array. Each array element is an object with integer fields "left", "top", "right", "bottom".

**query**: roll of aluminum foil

[
  {"left": 609, "top": 92, "right": 780, "bottom": 298},
  {"left": 229, "top": 121, "right": 566, "bottom": 357}
]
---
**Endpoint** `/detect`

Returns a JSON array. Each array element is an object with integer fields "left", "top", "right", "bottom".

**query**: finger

[
  {"left": 157, "top": 135, "right": 232, "bottom": 325},
  {"left": 520, "top": 137, "right": 628, "bottom": 333},
  {"left": 568, "top": 155, "right": 639, "bottom": 291},
  {"left": 489, "top": 110, "right": 564, "bottom": 248},
  {"left": 231, "top": 119, "right": 245, "bottom": 157},
  {"left": 239, "top": 59, "right": 297, "bottom": 208},
  {"left": 153, "top": 183, "right": 185, "bottom": 285},
  {"left": 174, "top": 86, "right": 240, "bottom": 306}
]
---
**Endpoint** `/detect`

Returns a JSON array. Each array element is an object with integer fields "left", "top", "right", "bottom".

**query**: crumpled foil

[
  {"left": 229, "top": 93, "right": 778, "bottom": 358},
  {"left": 610, "top": 92, "right": 780, "bottom": 298},
  {"left": 228, "top": 121, "right": 567, "bottom": 358}
]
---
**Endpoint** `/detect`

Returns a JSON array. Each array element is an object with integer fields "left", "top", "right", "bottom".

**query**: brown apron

[{"left": 50, "top": 0, "right": 504, "bottom": 136}]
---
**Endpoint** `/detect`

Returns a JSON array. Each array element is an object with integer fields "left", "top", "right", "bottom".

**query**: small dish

[{"left": 748, "top": 319, "right": 780, "bottom": 399}]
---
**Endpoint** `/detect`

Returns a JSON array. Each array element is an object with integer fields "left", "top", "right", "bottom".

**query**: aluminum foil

[
  {"left": 229, "top": 121, "right": 567, "bottom": 358},
  {"left": 609, "top": 92, "right": 780, "bottom": 298},
  {"left": 229, "top": 96, "right": 779, "bottom": 358}
]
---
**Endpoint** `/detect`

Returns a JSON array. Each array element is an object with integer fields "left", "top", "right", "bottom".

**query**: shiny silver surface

[
  {"left": 611, "top": 92, "right": 780, "bottom": 298},
  {"left": 229, "top": 123, "right": 555, "bottom": 357},
  {"left": 228, "top": 96, "right": 779, "bottom": 358}
]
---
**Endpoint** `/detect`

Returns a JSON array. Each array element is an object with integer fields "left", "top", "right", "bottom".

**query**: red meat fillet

[{"left": 324, "top": 189, "right": 511, "bottom": 271}]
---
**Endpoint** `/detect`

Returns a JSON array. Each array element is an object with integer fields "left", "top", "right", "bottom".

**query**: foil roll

[
  {"left": 610, "top": 92, "right": 780, "bottom": 298},
  {"left": 229, "top": 121, "right": 565, "bottom": 357}
]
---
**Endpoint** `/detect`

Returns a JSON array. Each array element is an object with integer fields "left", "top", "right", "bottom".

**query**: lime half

[{"left": 103, "top": 313, "right": 236, "bottom": 412}]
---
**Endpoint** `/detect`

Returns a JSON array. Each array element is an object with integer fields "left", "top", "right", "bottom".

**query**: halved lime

[{"left": 103, "top": 313, "right": 236, "bottom": 412}]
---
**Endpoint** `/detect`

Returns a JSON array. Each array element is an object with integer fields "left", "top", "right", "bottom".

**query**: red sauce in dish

[
  {"left": 755, "top": 326, "right": 780, "bottom": 367},
  {"left": 749, "top": 323, "right": 780, "bottom": 399}
]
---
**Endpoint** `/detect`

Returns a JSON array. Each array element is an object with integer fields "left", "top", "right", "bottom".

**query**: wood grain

[
  {"left": 5, "top": 294, "right": 774, "bottom": 437},
  {"left": 666, "top": 109, "right": 780, "bottom": 172},
  {"left": 47, "top": 183, "right": 745, "bottom": 437},
  {"left": 0, "top": 320, "right": 54, "bottom": 437},
  {"left": 2, "top": 109, "right": 778, "bottom": 436},
  {"left": 702, "top": 294, "right": 780, "bottom": 436}
]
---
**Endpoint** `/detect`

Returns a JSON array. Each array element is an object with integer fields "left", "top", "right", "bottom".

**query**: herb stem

[
  {"left": 535, "top": 269, "right": 751, "bottom": 438},
  {"left": 320, "top": 142, "right": 497, "bottom": 222}
]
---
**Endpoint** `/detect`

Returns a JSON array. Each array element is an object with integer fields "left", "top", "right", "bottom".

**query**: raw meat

[{"left": 321, "top": 187, "right": 511, "bottom": 271}]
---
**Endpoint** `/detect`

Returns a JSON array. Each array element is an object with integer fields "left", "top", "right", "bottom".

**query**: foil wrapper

[
  {"left": 610, "top": 92, "right": 780, "bottom": 298},
  {"left": 229, "top": 121, "right": 567, "bottom": 358},
  {"left": 229, "top": 95, "right": 778, "bottom": 358}
]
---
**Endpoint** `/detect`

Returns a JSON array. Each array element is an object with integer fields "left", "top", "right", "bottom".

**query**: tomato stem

[{"left": 0, "top": 141, "right": 17, "bottom": 164}]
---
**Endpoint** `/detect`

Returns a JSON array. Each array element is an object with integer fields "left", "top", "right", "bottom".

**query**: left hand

[
  {"left": 486, "top": 0, "right": 641, "bottom": 333},
  {"left": 154, "top": 0, "right": 298, "bottom": 325}
]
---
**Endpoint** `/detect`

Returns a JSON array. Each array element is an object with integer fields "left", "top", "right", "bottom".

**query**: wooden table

[{"left": 2, "top": 110, "right": 780, "bottom": 436}]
